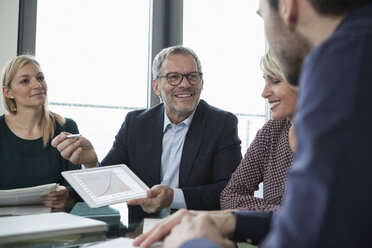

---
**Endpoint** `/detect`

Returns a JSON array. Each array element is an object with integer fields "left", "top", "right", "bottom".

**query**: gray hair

[{"left": 152, "top": 45, "right": 202, "bottom": 80}]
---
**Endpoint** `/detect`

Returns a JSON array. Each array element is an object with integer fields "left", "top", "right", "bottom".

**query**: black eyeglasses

[{"left": 157, "top": 72, "right": 203, "bottom": 86}]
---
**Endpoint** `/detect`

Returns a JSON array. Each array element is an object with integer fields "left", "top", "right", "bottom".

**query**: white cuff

[
  {"left": 82, "top": 161, "right": 100, "bottom": 169},
  {"left": 170, "top": 187, "right": 187, "bottom": 209}
]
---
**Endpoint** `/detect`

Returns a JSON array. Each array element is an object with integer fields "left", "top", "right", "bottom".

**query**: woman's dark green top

[{"left": 0, "top": 114, "right": 81, "bottom": 189}]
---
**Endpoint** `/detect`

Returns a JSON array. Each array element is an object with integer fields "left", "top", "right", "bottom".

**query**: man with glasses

[{"left": 53, "top": 45, "right": 242, "bottom": 214}]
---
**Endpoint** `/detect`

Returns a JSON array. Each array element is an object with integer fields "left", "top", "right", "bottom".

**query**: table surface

[
  {"left": 1, "top": 201, "right": 167, "bottom": 247},
  {"left": 2, "top": 202, "right": 257, "bottom": 248}
]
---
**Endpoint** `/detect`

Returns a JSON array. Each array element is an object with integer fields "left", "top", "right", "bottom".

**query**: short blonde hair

[
  {"left": 1, "top": 55, "right": 65, "bottom": 147},
  {"left": 260, "top": 49, "right": 285, "bottom": 80}
]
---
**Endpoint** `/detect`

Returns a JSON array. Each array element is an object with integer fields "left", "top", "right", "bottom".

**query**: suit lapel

[
  {"left": 179, "top": 101, "right": 207, "bottom": 187},
  {"left": 144, "top": 105, "right": 164, "bottom": 185}
]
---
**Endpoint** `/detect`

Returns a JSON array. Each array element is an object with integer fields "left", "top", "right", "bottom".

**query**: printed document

[
  {"left": 0, "top": 183, "right": 58, "bottom": 216},
  {"left": 0, "top": 183, "right": 58, "bottom": 206}
]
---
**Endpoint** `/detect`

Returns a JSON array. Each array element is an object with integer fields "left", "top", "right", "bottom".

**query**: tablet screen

[{"left": 62, "top": 164, "right": 149, "bottom": 208}]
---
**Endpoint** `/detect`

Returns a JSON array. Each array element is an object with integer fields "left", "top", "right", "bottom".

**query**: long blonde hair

[{"left": 1, "top": 55, "right": 65, "bottom": 147}]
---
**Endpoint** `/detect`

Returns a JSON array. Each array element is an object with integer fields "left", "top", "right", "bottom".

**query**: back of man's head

[{"left": 269, "top": 0, "right": 372, "bottom": 15}]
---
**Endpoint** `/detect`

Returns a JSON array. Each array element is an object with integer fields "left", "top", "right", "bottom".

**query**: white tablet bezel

[{"left": 62, "top": 164, "right": 149, "bottom": 208}]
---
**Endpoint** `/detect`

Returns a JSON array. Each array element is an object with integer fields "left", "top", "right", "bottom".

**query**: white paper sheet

[
  {"left": 0, "top": 205, "right": 51, "bottom": 216},
  {"left": 87, "top": 237, "right": 163, "bottom": 248},
  {"left": 143, "top": 218, "right": 163, "bottom": 234},
  {"left": 0, "top": 183, "right": 58, "bottom": 205}
]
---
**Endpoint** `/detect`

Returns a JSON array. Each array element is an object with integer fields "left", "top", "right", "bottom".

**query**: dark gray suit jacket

[{"left": 101, "top": 100, "right": 242, "bottom": 210}]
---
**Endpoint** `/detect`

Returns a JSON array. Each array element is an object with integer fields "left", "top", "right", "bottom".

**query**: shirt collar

[{"left": 163, "top": 107, "right": 196, "bottom": 132}]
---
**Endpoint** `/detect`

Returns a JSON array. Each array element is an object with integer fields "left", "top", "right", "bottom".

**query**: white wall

[{"left": 0, "top": 0, "right": 19, "bottom": 115}]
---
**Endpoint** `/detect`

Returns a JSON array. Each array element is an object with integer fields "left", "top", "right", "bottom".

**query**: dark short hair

[
  {"left": 308, "top": 0, "right": 372, "bottom": 15},
  {"left": 268, "top": 0, "right": 279, "bottom": 10},
  {"left": 268, "top": 0, "right": 372, "bottom": 15}
]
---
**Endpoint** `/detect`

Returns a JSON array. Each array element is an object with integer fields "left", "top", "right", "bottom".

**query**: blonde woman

[
  {"left": 0, "top": 55, "right": 80, "bottom": 208},
  {"left": 220, "top": 50, "right": 297, "bottom": 211}
]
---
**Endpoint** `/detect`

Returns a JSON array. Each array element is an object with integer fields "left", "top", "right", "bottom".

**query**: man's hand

[
  {"left": 40, "top": 186, "right": 72, "bottom": 209},
  {"left": 164, "top": 214, "right": 235, "bottom": 248},
  {"left": 133, "top": 209, "right": 237, "bottom": 248},
  {"left": 51, "top": 132, "right": 98, "bottom": 167},
  {"left": 133, "top": 209, "right": 196, "bottom": 248},
  {"left": 127, "top": 185, "right": 174, "bottom": 213}
]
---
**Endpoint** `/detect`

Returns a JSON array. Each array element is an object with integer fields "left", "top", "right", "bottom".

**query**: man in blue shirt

[
  {"left": 134, "top": 0, "right": 372, "bottom": 247},
  {"left": 53, "top": 45, "right": 242, "bottom": 213}
]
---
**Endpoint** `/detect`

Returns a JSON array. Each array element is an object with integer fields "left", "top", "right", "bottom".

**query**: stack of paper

[{"left": 0, "top": 183, "right": 58, "bottom": 216}]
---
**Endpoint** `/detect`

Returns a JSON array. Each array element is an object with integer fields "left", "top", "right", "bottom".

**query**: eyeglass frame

[{"left": 156, "top": 71, "right": 203, "bottom": 86}]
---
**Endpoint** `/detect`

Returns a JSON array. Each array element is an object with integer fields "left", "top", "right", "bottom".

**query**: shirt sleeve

[
  {"left": 170, "top": 187, "right": 187, "bottom": 209},
  {"left": 82, "top": 161, "right": 100, "bottom": 169},
  {"left": 220, "top": 124, "right": 273, "bottom": 211},
  {"left": 61, "top": 118, "right": 81, "bottom": 170},
  {"left": 233, "top": 210, "right": 271, "bottom": 245},
  {"left": 180, "top": 238, "right": 223, "bottom": 248},
  {"left": 59, "top": 118, "right": 82, "bottom": 198},
  {"left": 63, "top": 118, "right": 79, "bottom": 135}
]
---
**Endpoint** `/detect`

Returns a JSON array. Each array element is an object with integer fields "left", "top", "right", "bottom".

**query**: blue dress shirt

[{"left": 161, "top": 110, "right": 195, "bottom": 209}]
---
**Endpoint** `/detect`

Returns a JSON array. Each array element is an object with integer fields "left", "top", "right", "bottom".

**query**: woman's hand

[{"left": 40, "top": 185, "right": 73, "bottom": 209}]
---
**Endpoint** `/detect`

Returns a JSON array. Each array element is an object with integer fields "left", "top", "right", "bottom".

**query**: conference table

[
  {"left": 65, "top": 202, "right": 169, "bottom": 246},
  {"left": 70, "top": 202, "right": 171, "bottom": 238},
  {"left": 66, "top": 202, "right": 256, "bottom": 248},
  {"left": 2, "top": 202, "right": 168, "bottom": 247},
  {"left": 5, "top": 202, "right": 257, "bottom": 248}
]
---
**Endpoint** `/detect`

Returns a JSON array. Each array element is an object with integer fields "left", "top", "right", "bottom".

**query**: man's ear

[
  {"left": 279, "top": 0, "right": 298, "bottom": 28},
  {"left": 152, "top": 79, "right": 160, "bottom": 96}
]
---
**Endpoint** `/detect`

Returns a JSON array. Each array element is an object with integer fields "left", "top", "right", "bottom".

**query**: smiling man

[
  {"left": 120, "top": 46, "right": 242, "bottom": 213},
  {"left": 53, "top": 45, "right": 242, "bottom": 214}
]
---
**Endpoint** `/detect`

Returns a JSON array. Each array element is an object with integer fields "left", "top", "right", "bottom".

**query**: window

[
  {"left": 35, "top": 0, "right": 150, "bottom": 159},
  {"left": 184, "top": 0, "right": 266, "bottom": 197},
  {"left": 184, "top": 0, "right": 267, "bottom": 153},
  {"left": 35, "top": 0, "right": 268, "bottom": 175}
]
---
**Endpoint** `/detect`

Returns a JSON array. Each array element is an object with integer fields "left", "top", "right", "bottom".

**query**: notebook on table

[{"left": 0, "top": 212, "right": 107, "bottom": 244}]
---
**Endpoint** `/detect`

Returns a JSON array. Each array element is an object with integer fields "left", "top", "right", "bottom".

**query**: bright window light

[
  {"left": 184, "top": 0, "right": 267, "bottom": 153},
  {"left": 35, "top": 0, "right": 150, "bottom": 159}
]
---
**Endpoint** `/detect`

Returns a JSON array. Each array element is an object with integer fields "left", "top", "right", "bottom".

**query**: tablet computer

[{"left": 62, "top": 164, "right": 149, "bottom": 208}]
